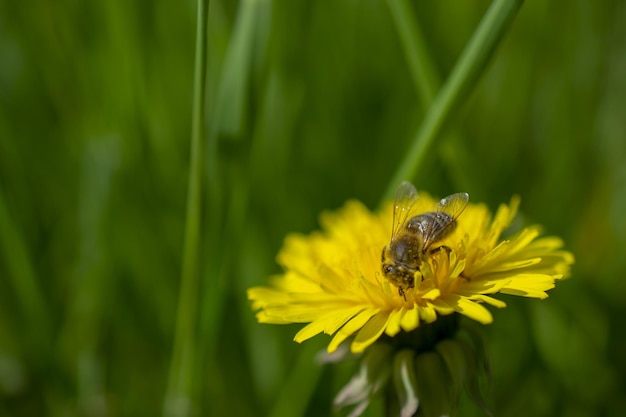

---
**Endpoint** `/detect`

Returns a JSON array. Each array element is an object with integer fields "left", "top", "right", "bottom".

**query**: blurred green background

[{"left": 1, "top": 0, "right": 625, "bottom": 416}]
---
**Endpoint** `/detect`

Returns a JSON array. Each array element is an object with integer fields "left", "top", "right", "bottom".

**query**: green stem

[
  {"left": 163, "top": 0, "right": 209, "bottom": 415},
  {"left": 383, "top": 0, "right": 524, "bottom": 201},
  {"left": 386, "top": 0, "right": 440, "bottom": 109}
]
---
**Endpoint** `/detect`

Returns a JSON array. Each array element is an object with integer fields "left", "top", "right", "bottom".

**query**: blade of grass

[
  {"left": 268, "top": 337, "right": 326, "bottom": 417},
  {"left": 210, "top": 0, "right": 257, "bottom": 139},
  {"left": 200, "top": 0, "right": 262, "bottom": 358},
  {"left": 0, "top": 185, "right": 50, "bottom": 344},
  {"left": 386, "top": 0, "right": 440, "bottom": 109},
  {"left": 383, "top": 0, "right": 524, "bottom": 201},
  {"left": 387, "top": 0, "right": 483, "bottom": 197},
  {"left": 57, "top": 138, "right": 120, "bottom": 415},
  {"left": 163, "top": 0, "right": 209, "bottom": 415}
]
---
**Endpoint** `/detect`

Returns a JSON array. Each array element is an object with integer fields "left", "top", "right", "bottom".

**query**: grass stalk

[
  {"left": 386, "top": 0, "right": 440, "bottom": 109},
  {"left": 0, "top": 186, "right": 50, "bottom": 342},
  {"left": 383, "top": 0, "right": 524, "bottom": 200},
  {"left": 163, "top": 0, "right": 209, "bottom": 415}
]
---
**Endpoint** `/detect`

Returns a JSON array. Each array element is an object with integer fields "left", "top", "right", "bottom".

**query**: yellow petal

[
  {"left": 328, "top": 308, "right": 380, "bottom": 353},
  {"left": 455, "top": 278, "right": 511, "bottom": 295},
  {"left": 469, "top": 294, "right": 507, "bottom": 308},
  {"left": 399, "top": 307, "right": 420, "bottom": 332},
  {"left": 294, "top": 320, "right": 326, "bottom": 343},
  {"left": 418, "top": 304, "right": 437, "bottom": 323},
  {"left": 500, "top": 273, "right": 558, "bottom": 299},
  {"left": 421, "top": 288, "right": 441, "bottom": 300},
  {"left": 444, "top": 295, "right": 493, "bottom": 324},
  {"left": 324, "top": 306, "right": 367, "bottom": 335},
  {"left": 431, "top": 299, "right": 455, "bottom": 315},
  {"left": 351, "top": 312, "right": 391, "bottom": 353},
  {"left": 384, "top": 308, "right": 405, "bottom": 337}
]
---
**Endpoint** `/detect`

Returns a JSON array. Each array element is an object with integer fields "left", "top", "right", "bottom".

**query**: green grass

[{"left": 1, "top": 0, "right": 625, "bottom": 416}]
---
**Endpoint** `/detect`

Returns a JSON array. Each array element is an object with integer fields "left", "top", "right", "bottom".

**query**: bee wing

[
  {"left": 437, "top": 192, "right": 469, "bottom": 221},
  {"left": 422, "top": 192, "right": 469, "bottom": 250},
  {"left": 391, "top": 181, "right": 420, "bottom": 240}
]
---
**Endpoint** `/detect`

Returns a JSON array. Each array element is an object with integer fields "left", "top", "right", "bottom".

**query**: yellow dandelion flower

[{"left": 248, "top": 185, "right": 574, "bottom": 354}]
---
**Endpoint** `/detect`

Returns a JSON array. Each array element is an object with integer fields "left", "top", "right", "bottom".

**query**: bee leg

[
  {"left": 429, "top": 245, "right": 452, "bottom": 256},
  {"left": 398, "top": 286, "right": 407, "bottom": 301}
]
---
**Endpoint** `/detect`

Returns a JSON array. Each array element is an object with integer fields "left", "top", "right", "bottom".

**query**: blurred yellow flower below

[{"left": 248, "top": 191, "right": 574, "bottom": 354}]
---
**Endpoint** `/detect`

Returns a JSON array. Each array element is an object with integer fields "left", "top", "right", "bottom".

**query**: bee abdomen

[{"left": 407, "top": 212, "right": 456, "bottom": 241}]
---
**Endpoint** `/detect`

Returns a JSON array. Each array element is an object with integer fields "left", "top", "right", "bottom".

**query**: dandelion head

[{"left": 248, "top": 187, "right": 574, "bottom": 354}]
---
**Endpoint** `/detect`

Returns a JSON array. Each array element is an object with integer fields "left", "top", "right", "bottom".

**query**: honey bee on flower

[
  {"left": 248, "top": 186, "right": 573, "bottom": 354},
  {"left": 381, "top": 181, "right": 469, "bottom": 299},
  {"left": 248, "top": 181, "right": 575, "bottom": 417}
]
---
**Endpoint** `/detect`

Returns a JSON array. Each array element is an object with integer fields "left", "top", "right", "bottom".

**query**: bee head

[
  {"left": 382, "top": 246, "right": 401, "bottom": 277},
  {"left": 382, "top": 261, "right": 412, "bottom": 277},
  {"left": 382, "top": 262, "right": 396, "bottom": 277}
]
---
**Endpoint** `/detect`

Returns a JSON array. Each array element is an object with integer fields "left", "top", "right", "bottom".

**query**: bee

[{"left": 381, "top": 181, "right": 469, "bottom": 298}]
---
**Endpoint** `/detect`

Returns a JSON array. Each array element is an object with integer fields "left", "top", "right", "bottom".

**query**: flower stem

[
  {"left": 383, "top": 0, "right": 524, "bottom": 201},
  {"left": 163, "top": 0, "right": 209, "bottom": 415}
]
